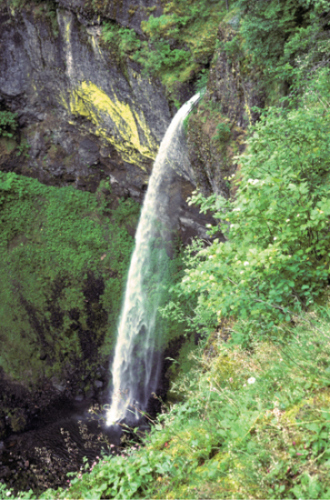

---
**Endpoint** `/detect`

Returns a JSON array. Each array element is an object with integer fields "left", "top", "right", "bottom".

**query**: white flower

[
  {"left": 233, "top": 207, "right": 241, "bottom": 212},
  {"left": 247, "top": 377, "right": 256, "bottom": 385},
  {"left": 244, "top": 261, "right": 249, "bottom": 266},
  {"left": 273, "top": 237, "right": 277, "bottom": 240},
  {"left": 297, "top": 214, "right": 300, "bottom": 217},
  {"left": 286, "top": 219, "right": 290, "bottom": 222},
  {"left": 240, "top": 270, "right": 244, "bottom": 274},
  {"left": 248, "top": 178, "right": 259, "bottom": 185}
]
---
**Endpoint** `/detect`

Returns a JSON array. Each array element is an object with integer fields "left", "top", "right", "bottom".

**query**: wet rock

[
  {"left": 51, "top": 377, "right": 67, "bottom": 393},
  {"left": 56, "top": 0, "right": 163, "bottom": 35},
  {"left": 0, "top": 465, "right": 11, "bottom": 478},
  {"left": 78, "top": 138, "right": 99, "bottom": 166},
  {"left": 0, "top": 4, "right": 171, "bottom": 197},
  {"left": 187, "top": 23, "right": 265, "bottom": 199}
]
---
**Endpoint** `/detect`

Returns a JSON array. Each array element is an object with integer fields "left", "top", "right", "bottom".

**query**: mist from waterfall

[{"left": 106, "top": 93, "right": 200, "bottom": 426}]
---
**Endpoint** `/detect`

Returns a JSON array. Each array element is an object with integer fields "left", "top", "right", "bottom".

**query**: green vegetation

[
  {"left": 5, "top": 310, "right": 330, "bottom": 499},
  {"left": 238, "top": 0, "right": 330, "bottom": 87},
  {"left": 173, "top": 68, "right": 330, "bottom": 338},
  {"left": 101, "top": 21, "right": 141, "bottom": 67},
  {"left": 2, "top": 0, "right": 330, "bottom": 498},
  {"left": 102, "top": 0, "right": 229, "bottom": 96},
  {"left": 101, "top": 0, "right": 330, "bottom": 104},
  {"left": 0, "top": 172, "right": 139, "bottom": 386},
  {"left": 0, "top": 110, "right": 17, "bottom": 139}
]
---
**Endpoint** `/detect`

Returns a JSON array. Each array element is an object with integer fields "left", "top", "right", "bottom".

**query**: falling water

[{"left": 106, "top": 93, "right": 200, "bottom": 426}]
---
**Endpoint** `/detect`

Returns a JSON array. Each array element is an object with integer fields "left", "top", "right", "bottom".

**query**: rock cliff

[
  {"left": 0, "top": 1, "right": 169, "bottom": 198},
  {"left": 0, "top": 0, "right": 213, "bottom": 436},
  {"left": 187, "top": 22, "right": 265, "bottom": 198},
  {"left": 0, "top": 0, "right": 211, "bottom": 234},
  {"left": 0, "top": 0, "right": 263, "bottom": 439}
]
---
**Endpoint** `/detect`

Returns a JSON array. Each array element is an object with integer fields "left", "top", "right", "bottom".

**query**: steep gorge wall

[
  {"left": 187, "top": 23, "right": 265, "bottom": 199},
  {"left": 0, "top": 0, "right": 213, "bottom": 436},
  {"left": 0, "top": 0, "right": 211, "bottom": 235},
  {"left": 0, "top": 0, "right": 263, "bottom": 437},
  {"left": 0, "top": 1, "right": 169, "bottom": 198}
]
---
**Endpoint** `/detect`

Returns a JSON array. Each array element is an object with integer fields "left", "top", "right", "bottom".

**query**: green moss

[
  {"left": 0, "top": 137, "right": 17, "bottom": 154},
  {"left": 0, "top": 172, "right": 139, "bottom": 387}
]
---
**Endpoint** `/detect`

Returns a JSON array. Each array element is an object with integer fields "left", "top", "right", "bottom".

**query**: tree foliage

[{"left": 237, "top": 0, "right": 330, "bottom": 86}]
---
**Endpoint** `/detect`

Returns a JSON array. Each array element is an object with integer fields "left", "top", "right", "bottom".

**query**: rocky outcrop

[
  {"left": 55, "top": 0, "right": 163, "bottom": 35},
  {"left": 0, "top": 1, "right": 211, "bottom": 236},
  {"left": 0, "top": 2, "right": 170, "bottom": 200},
  {"left": 187, "top": 22, "right": 265, "bottom": 198}
]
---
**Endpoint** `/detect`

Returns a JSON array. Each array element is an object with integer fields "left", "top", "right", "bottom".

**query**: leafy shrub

[
  {"left": 102, "top": 22, "right": 141, "bottom": 63},
  {"left": 136, "top": 0, "right": 226, "bottom": 92},
  {"left": 176, "top": 69, "right": 330, "bottom": 334}
]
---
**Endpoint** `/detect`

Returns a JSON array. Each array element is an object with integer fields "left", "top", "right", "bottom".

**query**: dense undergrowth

[
  {"left": 169, "top": 68, "right": 330, "bottom": 340},
  {"left": 5, "top": 309, "right": 330, "bottom": 499}
]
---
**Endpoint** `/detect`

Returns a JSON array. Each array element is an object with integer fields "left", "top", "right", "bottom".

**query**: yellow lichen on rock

[{"left": 62, "top": 81, "right": 158, "bottom": 170}]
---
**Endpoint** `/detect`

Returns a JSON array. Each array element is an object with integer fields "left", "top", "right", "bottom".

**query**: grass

[{"left": 5, "top": 307, "right": 330, "bottom": 499}]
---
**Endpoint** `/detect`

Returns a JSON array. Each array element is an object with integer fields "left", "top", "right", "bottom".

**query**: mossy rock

[{"left": 0, "top": 172, "right": 139, "bottom": 395}]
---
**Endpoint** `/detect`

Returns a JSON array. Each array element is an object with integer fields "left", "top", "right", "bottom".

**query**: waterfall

[{"left": 106, "top": 93, "right": 200, "bottom": 426}]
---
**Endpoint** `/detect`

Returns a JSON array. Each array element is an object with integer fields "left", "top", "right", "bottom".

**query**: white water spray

[{"left": 106, "top": 93, "right": 200, "bottom": 426}]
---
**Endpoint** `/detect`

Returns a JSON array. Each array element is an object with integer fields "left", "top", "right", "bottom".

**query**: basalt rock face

[
  {"left": 0, "top": 2, "right": 170, "bottom": 201},
  {"left": 187, "top": 22, "right": 266, "bottom": 199},
  {"left": 0, "top": 1, "right": 210, "bottom": 237},
  {"left": 55, "top": 0, "right": 163, "bottom": 35},
  {"left": 0, "top": 0, "right": 212, "bottom": 439}
]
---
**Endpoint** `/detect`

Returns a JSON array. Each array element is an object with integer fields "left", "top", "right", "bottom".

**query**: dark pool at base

[
  {"left": 0, "top": 343, "right": 172, "bottom": 495},
  {"left": 0, "top": 399, "right": 126, "bottom": 495}
]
